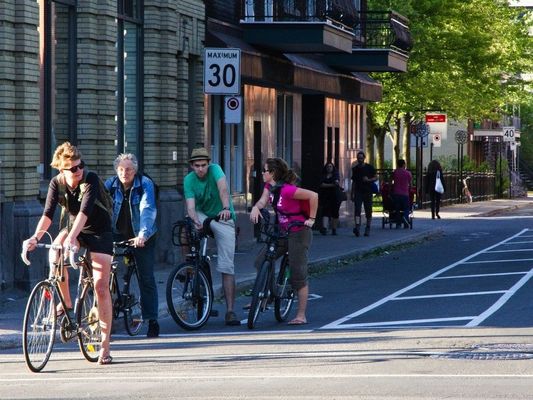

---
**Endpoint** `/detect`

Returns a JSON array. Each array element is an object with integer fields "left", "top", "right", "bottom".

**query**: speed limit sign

[
  {"left": 204, "top": 48, "right": 241, "bottom": 95},
  {"left": 502, "top": 126, "right": 515, "bottom": 142}
]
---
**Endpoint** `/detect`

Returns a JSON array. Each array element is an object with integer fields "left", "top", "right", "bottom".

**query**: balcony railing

[
  {"left": 354, "top": 11, "right": 412, "bottom": 54},
  {"left": 241, "top": 0, "right": 357, "bottom": 33}
]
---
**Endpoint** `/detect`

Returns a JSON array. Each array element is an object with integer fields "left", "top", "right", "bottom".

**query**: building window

[
  {"left": 347, "top": 103, "right": 361, "bottom": 150},
  {"left": 209, "top": 96, "right": 244, "bottom": 194},
  {"left": 40, "top": 0, "right": 77, "bottom": 179},
  {"left": 276, "top": 94, "right": 293, "bottom": 164},
  {"left": 117, "top": 1, "right": 143, "bottom": 159}
]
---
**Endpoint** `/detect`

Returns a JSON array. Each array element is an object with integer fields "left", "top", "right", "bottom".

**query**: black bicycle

[
  {"left": 110, "top": 240, "right": 143, "bottom": 336},
  {"left": 21, "top": 234, "right": 101, "bottom": 372},
  {"left": 247, "top": 210, "right": 304, "bottom": 329},
  {"left": 166, "top": 216, "right": 218, "bottom": 330}
]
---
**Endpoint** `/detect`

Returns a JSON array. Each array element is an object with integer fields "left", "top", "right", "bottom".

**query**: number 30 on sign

[{"left": 204, "top": 48, "right": 241, "bottom": 95}]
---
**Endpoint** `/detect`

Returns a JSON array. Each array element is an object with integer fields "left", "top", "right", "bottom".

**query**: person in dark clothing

[
  {"left": 23, "top": 142, "right": 114, "bottom": 365},
  {"left": 425, "top": 159, "right": 446, "bottom": 219},
  {"left": 351, "top": 151, "right": 377, "bottom": 237},
  {"left": 319, "top": 162, "right": 342, "bottom": 235}
]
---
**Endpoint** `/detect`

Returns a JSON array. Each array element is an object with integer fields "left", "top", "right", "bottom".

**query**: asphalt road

[{"left": 2, "top": 209, "right": 533, "bottom": 399}]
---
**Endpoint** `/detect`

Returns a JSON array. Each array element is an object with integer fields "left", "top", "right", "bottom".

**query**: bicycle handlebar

[{"left": 20, "top": 242, "right": 75, "bottom": 267}]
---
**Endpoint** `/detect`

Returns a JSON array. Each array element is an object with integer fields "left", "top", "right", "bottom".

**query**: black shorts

[{"left": 78, "top": 231, "right": 113, "bottom": 256}]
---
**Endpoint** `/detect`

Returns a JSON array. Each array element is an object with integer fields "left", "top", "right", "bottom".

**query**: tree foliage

[{"left": 366, "top": 0, "right": 533, "bottom": 168}]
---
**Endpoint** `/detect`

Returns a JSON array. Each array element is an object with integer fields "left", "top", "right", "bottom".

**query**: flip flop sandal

[{"left": 98, "top": 355, "right": 113, "bottom": 365}]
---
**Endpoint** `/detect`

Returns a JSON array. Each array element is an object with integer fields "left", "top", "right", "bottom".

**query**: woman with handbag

[
  {"left": 318, "top": 162, "right": 343, "bottom": 235},
  {"left": 425, "top": 160, "right": 446, "bottom": 219}
]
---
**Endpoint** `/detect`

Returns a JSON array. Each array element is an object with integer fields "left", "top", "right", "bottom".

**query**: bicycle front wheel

[
  {"left": 23, "top": 281, "right": 57, "bottom": 372},
  {"left": 247, "top": 261, "right": 270, "bottom": 329},
  {"left": 76, "top": 284, "right": 101, "bottom": 362},
  {"left": 124, "top": 266, "right": 143, "bottom": 336},
  {"left": 275, "top": 255, "right": 294, "bottom": 322},
  {"left": 166, "top": 263, "right": 213, "bottom": 330}
]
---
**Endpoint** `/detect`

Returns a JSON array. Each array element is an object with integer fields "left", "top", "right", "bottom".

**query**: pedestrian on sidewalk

[
  {"left": 351, "top": 151, "right": 377, "bottom": 237},
  {"left": 319, "top": 162, "right": 343, "bottom": 236},
  {"left": 105, "top": 153, "right": 160, "bottom": 338},
  {"left": 250, "top": 157, "right": 318, "bottom": 325},
  {"left": 22, "top": 142, "right": 114, "bottom": 365},
  {"left": 183, "top": 147, "right": 240, "bottom": 326},
  {"left": 391, "top": 159, "right": 412, "bottom": 229},
  {"left": 425, "top": 160, "right": 445, "bottom": 219}
]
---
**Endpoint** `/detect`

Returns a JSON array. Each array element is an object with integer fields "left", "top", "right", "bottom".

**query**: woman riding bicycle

[
  {"left": 250, "top": 158, "right": 318, "bottom": 325},
  {"left": 22, "top": 142, "right": 114, "bottom": 365}
]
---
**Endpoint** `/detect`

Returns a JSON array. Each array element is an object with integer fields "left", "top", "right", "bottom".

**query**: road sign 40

[{"left": 204, "top": 48, "right": 241, "bottom": 95}]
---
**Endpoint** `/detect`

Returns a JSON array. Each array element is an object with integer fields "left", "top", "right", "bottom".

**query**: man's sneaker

[{"left": 147, "top": 319, "right": 160, "bottom": 338}]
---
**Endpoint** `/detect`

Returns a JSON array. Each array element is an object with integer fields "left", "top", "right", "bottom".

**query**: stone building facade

[{"left": 0, "top": 0, "right": 205, "bottom": 290}]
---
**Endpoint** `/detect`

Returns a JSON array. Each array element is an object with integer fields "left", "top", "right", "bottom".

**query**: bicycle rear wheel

[
  {"left": 274, "top": 255, "right": 294, "bottom": 322},
  {"left": 166, "top": 262, "right": 213, "bottom": 330},
  {"left": 124, "top": 266, "right": 143, "bottom": 336},
  {"left": 247, "top": 261, "right": 270, "bottom": 329},
  {"left": 76, "top": 284, "right": 101, "bottom": 362},
  {"left": 23, "top": 281, "right": 57, "bottom": 372}
]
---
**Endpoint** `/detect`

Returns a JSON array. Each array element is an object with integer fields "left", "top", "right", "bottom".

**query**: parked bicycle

[
  {"left": 462, "top": 176, "right": 473, "bottom": 203},
  {"left": 247, "top": 209, "right": 303, "bottom": 329},
  {"left": 21, "top": 232, "right": 101, "bottom": 372},
  {"left": 110, "top": 240, "right": 143, "bottom": 336},
  {"left": 166, "top": 216, "right": 219, "bottom": 330}
]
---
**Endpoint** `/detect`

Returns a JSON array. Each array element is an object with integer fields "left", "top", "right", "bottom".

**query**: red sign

[{"left": 426, "top": 114, "right": 446, "bottom": 123}]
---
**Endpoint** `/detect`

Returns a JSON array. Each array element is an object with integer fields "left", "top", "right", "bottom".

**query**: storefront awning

[{"left": 207, "top": 27, "right": 382, "bottom": 103}]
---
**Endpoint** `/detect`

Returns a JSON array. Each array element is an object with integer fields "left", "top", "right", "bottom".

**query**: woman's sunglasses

[{"left": 63, "top": 160, "right": 85, "bottom": 173}]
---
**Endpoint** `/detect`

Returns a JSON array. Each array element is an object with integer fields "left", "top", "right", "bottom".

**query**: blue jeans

[{"left": 114, "top": 234, "right": 159, "bottom": 321}]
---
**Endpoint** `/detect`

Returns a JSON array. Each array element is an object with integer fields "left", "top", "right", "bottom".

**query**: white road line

[
  {"left": 434, "top": 272, "right": 528, "bottom": 279},
  {"left": 502, "top": 240, "right": 533, "bottom": 244},
  {"left": 463, "top": 258, "right": 533, "bottom": 264},
  {"left": 331, "top": 317, "right": 475, "bottom": 329},
  {"left": 485, "top": 248, "right": 533, "bottom": 253},
  {"left": 393, "top": 290, "right": 506, "bottom": 300},
  {"left": 1, "top": 374, "right": 533, "bottom": 382},
  {"left": 466, "top": 267, "right": 533, "bottom": 327},
  {"left": 320, "top": 229, "right": 529, "bottom": 330}
]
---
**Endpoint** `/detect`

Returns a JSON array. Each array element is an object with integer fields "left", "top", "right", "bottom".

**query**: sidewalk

[{"left": 1, "top": 197, "right": 532, "bottom": 349}]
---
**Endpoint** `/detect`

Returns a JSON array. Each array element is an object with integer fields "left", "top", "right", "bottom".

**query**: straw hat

[{"left": 189, "top": 148, "right": 211, "bottom": 163}]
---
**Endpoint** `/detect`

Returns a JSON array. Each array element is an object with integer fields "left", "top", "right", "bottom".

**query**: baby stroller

[{"left": 380, "top": 182, "right": 415, "bottom": 229}]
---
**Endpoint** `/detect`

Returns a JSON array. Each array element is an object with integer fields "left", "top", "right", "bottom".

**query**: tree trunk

[{"left": 392, "top": 114, "right": 401, "bottom": 167}]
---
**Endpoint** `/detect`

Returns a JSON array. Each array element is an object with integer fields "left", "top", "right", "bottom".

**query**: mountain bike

[
  {"left": 166, "top": 216, "right": 219, "bottom": 330},
  {"left": 110, "top": 240, "right": 143, "bottom": 336},
  {"left": 462, "top": 176, "right": 473, "bottom": 203},
  {"left": 21, "top": 233, "right": 101, "bottom": 372},
  {"left": 247, "top": 210, "right": 304, "bottom": 329}
]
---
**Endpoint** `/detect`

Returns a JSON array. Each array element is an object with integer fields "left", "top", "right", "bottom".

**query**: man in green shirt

[{"left": 183, "top": 148, "right": 240, "bottom": 326}]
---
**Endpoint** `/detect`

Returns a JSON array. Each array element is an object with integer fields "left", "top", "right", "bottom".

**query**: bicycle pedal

[{"left": 210, "top": 309, "right": 219, "bottom": 317}]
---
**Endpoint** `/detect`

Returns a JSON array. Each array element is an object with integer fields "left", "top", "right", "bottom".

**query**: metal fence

[{"left": 375, "top": 169, "right": 498, "bottom": 209}]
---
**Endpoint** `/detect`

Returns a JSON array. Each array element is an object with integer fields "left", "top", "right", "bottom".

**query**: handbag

[
  {"left": 336, "top": 186, "right": 347, "bottom": 203},
  {"left": 372, "top": 180, "right": 380, "bottom": 194},
  {"left": 435, "top": 171, "right": 444, "bottom": 194}
]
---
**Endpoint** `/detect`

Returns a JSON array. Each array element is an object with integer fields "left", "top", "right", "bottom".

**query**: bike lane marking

[{"left": 320, "top": 228, "right": 533, "bottom": 330}]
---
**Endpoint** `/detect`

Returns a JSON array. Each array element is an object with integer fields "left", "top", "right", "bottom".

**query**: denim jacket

[{"left": 105, "top": 174, "right": 157, "bottom": 240}]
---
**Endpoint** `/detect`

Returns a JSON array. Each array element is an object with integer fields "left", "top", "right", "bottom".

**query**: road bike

[
  {"left": 110, "top": 240, "right": 143, "bottom": 336},
  {"left": 462, "top": 176, "right": 473, "bottom": 203},
  {"left": 247, "top": 210, "right": 304, "bottom": 329},
  {"left": 166, "top": 216, "right": 218, "bottom": 330},
  {"left": 21, "top": 233, "right": 101, "bottom": 372}
]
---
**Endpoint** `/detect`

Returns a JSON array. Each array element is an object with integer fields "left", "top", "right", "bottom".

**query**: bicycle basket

[{"left": 172, "top": 220, "right": 192, "bottom": 247}]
